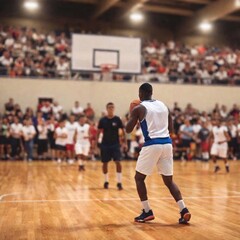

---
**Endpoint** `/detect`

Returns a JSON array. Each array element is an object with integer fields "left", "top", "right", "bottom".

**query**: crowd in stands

[
  {"left": 0, "top": 98, "right": 240, "bottom": 163},
  {"left": 1, "top": 26, "right": 240, "bottom": 85}
]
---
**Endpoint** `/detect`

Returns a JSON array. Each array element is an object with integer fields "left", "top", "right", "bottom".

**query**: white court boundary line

[
  {"left": 0, "top": 193, "right": 21, "bottom": 201},
  {"left": 1, "top": 195, "right": 240, "bottom": 203}
]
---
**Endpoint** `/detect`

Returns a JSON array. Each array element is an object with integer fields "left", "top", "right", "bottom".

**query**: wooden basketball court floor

[{"left": 0, "top": 160, "right": 239, "bottom": 240}]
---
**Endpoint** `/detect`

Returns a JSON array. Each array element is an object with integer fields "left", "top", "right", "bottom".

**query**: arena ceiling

[{"left": 0, "top": 0, "right": 240, "bottom": 34}]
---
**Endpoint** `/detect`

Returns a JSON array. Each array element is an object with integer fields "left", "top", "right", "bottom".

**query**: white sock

[
  {"left": 116, "top": 172, "right": 122, "bottom": 183},
  {"left": 225, "top": 162, "right": 229, "bottom": 167},
  {"left": 177, "top": 200, "right": 186, "bottom": 212},
  {"left": 79, "top": 159, "right": 84, "bottom": 166},
  {"left": 104, "top": 173, "right": 109, "bottom": 182},
  {"left": 141, "top": 200, "right": 151, "bottom": 212}
]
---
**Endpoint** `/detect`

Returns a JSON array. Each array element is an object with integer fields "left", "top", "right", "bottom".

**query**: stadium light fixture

[
  {"left": 130, "top": 12, "right": 144, "bottom": 23},
  {"left": 24, "top": 1, "right": 39, "bottom": 11},
  {"left": 199, "top": 22, "right": 212, "bottom": 32},
  {"left": 236, "top": 0, "right": 240, "bottom": 7}
]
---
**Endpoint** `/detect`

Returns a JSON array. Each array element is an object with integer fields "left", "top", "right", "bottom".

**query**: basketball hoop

[
  {"left": 100, "top": 64, "right": 118, "bottom": 81},
  {"left": 100, "top": 64, "right": 117, "bottom": 73}
]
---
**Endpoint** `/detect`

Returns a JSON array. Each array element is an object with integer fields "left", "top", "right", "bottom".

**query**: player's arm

[
  {"left": 126, "top": 105, "right": 144, "bottom": 133},
  {"left": 73, "top": 129, "right": 77, "bottom": 143},
  {"left": 168, "top": 109, "right": 174, "bottom": 134},
  {"left": 219, "top": 131, "right": 231, "bottom": 144}
]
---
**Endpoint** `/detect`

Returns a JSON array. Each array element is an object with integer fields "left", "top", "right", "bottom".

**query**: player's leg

[
  {"left": 113, "top": 144, "right": 123, "bottom": 190},
  {"left": 101, "top": 146, "right": 111, "bottom": 189},
  {"left": 102, "top": 162, "right": 109, "bottom": 189},
  {"left": 210, "top": 143, "right": 220, "bottom": 172},
  {"left": 219, "top": 143, "right": 229, "bottom": 172},
  {"left": 75, "top": 143, "right": 86, "bottom": 171},
  {"left": 159, "top": 144, "right": 191, "bottom": 224},
  {"left": 162, "top": 175, "right": 191, "bottom": 223},
  {"left": 134, "top": 146, "right": 158, "bottom": 223}
]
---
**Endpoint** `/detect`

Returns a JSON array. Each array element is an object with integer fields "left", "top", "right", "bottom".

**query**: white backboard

[{"left": 71, "top": 34, "right": 141, "bottom": 74}]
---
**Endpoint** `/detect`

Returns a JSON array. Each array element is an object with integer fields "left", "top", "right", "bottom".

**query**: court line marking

[
  {"left": 1, "top": 195, "right": 240, "bottom": 203},
  {"left": 0, "top": 193, "right": 21, "bottom": 201}
]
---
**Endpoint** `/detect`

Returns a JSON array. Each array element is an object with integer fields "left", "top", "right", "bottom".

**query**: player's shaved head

[{"left": 139, "top": 83, "right": 153, "bottom": 100}]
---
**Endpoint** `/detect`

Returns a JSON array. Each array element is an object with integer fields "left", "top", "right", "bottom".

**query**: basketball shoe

[
  {"left": 79, "top": 165, "right": 85, "bottom": 171},
  {"left": 134, "top": 209, "right": 155, "bottom": 223},
  {"left": 179, "top": 208, "right": 191, "bottom": 224},
  {"left": 104, "top": 182, "right": 109, "bottom": 189},
  {"left": 214, "top": 166, "right": 220, "bottom": 173},
  {"left": 117, "top": 183, "right": 123, "bottom": 190}
]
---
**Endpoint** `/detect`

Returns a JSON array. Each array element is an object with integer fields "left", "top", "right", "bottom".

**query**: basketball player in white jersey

[
  {"left": 74, "top": 115, "right": 90, "bottom": 171},
  {"left": 210, "top": 119, "right": 230, "bottom": 173},
  {"left": 126, "top": 83, "right": 191, "bottom": 224}
]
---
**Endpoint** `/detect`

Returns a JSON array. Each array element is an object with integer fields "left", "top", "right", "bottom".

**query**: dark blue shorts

[{"left": 100, "top": 144, "right": 121, "bottom": 163}]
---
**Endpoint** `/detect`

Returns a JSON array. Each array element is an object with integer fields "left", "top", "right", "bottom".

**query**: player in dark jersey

[{"left": 97, "top": 102, "right": 126, "bottom": 190}]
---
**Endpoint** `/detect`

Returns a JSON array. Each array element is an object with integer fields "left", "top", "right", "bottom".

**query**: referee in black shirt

[{"left": 97, "top": 102, "right": 126, "bottom": 190}]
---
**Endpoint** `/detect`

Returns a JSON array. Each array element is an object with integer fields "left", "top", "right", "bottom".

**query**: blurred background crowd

[
  {"left": 1, "top": 97, "right": 240, "bottom": 162},
  {"left": 1, "top": 26, "right": 240, "bottom": 84}
]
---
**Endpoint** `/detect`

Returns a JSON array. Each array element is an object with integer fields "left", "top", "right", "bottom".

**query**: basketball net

[{"left": 100, "top": 64, "right": 117, "bottom": 81}]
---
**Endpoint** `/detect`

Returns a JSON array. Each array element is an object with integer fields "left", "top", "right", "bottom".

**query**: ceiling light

[
  {"left": 236, "top": 0, "right": 240, "bottom": 7},
  {"left": 130, "top": 12, "right": 144, "bottom": 22},
  {"left": 24, "top": 1, "right": 39, "bottom": 11},
  {"left": 199, "top": 22, "right": 212, "bottom": 32}
]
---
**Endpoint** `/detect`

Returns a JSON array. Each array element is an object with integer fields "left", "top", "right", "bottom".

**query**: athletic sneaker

[
  {"left": 104, "top": 182, "right": 109, "bottom": 189},
  {"left": 79, "top": 165, "right": 85, "bottom": 171},
  {"left": 179, "top": 208, "right": 191, "bottom": 224},
  {"left": 57, "top": 158, "right": 62, "bottom": 163},
  {"left": 68, "top": 159, "right": 74, "bottom": 164},
  {"left": 134, "top": 209, "right": 155, "bottom": 223},
  {"left": 117, "top": 183, "right": 123, "bottom": 190},
  {"left": 225, "top": 166, "right": 230, "bottom": 173},
  {"left": 214, "top": 166, "right": 220, "bottom": 173}
]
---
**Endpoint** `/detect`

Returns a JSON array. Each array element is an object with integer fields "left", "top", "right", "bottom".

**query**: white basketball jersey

[
  {"left": 76, "top": 123, "right": 90, "bottom": 145},
  {"left": 140, "top": 100, "right": 170, "bottom": 142},
  {"left": 212, "top": 126, "right": 228, "bottom": 143}
]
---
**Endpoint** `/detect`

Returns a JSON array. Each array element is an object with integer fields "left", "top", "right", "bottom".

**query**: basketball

[{"left": 129, "top": 99, "right": 141, "bottom": 113}]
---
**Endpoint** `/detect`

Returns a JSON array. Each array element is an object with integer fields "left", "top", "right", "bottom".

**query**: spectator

[
  {"left": 71, "top": 101, "right": 83, "bottom": 116},
  {"left": 37, "top": 118, "right": 48, "bottom": 160},
  {"left": 179, "top": 119, "right": 194, "bottom": 160},
  {"left": 52, "top": 101, "right": 63, "bottom": 120},
  {"left": 10, "top": 116, "right": 23, "bottom": 159},
  {"left": 4, "top": 98, "right": 15, "bottom": 115},
  {"left": 84, "top": 103, "right": 95, "bottom": 121},
  {"left": 22, "top": 118, "right": 36, "bottom": 161},
  {"left": 54, "top": 119, "right": 68, "bottom": 163}
]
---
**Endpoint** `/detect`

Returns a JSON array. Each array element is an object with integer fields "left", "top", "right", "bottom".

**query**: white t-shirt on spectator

[
  {"left": 72, "top": 106, "right": 84, "bottom": 115},
  {"left": 65, "top": 121, "right": 78, "bottom": 144},
  {"left": 215, "top": 71, "right": 227, "bottom": 80},
  {"left": 52, "top": 105, "right": 63, "bottom": 119},
  {"left": 10, "top": 123, "right": 23, "bottom": 138},
  {"left": 0, "top": 56, "right": 13, "bottom": 66},
  {"left": 22, "top": 126, "right": 36, "bottom": 141},
  {"left": 37, "top": 125, "right": 48, "bottom": 139},
  {"left": 220, "top": 110, "right": 228, "bottom": 119},
  {"left": 41, "top": 105, "right": 51, "bottom": 114},
  {"left": 145, "top": 46, "right": 156, "bottom": 55},
  {"left": 55, "top": 127, "right": 68, "bottom": 146},
  {"left": 5, "top": 38, "right": 15, "bottom": 47},
  {"left": 226, "top": 53, "right": 237, "bottom": 65},
  {"left": 57, "top": 62, "right": 69, "bottom": 76},
  {"left": 193, "top": 124, "right": 202, "bottom": 134}
]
